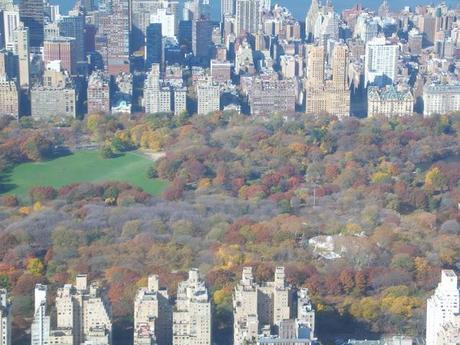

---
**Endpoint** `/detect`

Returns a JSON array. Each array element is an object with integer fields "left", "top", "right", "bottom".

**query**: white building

[
  {"left": 2, "top": 9, "right": 19, "bottom": 51},
  {"left": 423, "top": 84, "right": 460, "bottom": 117},
  {"left": 0, "top": 289, "right": 11, "bottom": 345},
  {"left": 364, "top": 36, "right": 398, "bottom": 86},
  {"left": 426, "top": 270, "right": 459, "bottom": 345},
  {"left": 173, "top": 269, "right": 211, "bottom": 345},
  {"left": 235, "top": 0, "right": 260, "bottom": 35},
  {"left": 31, "top": 284, "right": 50, "bottom": 345},
  {"left": 233, "top": 267, "right": 315, "bottom": 345},
  {"left": 197, "top": 77, "right": 220, "bottom": 115},
  {"left": 150, "top": 8, "right": 176, "bottom": 39},
  {"left": 134, "top": 275, "right": 172, "bottom": 345}
]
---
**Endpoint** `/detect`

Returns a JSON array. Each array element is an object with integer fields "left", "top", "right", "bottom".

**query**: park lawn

[{"left": 1, "top": 150, "right": 167, "bottom": 197}]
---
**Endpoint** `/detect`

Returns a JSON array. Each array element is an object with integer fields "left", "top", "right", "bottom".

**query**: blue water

[{"left": 55, "top": 0, "right": 458, "bottom": 19}]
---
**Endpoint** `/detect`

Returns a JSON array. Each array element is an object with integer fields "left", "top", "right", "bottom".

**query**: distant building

[
  {"left": 31, "top": 85, "right": 76, "bottom": 119},
  {"left": 192, "top": 18, "right": 213, "bottom": 61},
  {"left": 14, "top": 24, "right": 29, "bottom": 89},
  {"left": 31, "top": 284, "right": 50, "bottom": 345},
  {"left": 197, "top": 77, "right": 220, "bottom": 115},
  {"left": 173, "top": 269, "right": 212, "bottom": 345},
  {"left": 210, "top": 59, "right": 232, "bottom": 83},
  {"left": 134, "top": 275, "right": 172, "bottom": 345},
  {"left": 0, "top": 77, "right": 18, "bottom": 118},
  {"left": 364, "top": 37, "right": 399, "bottom": 86},
  {"left": 306, "top": 44, "right": 351, "bottom": 117},
  {"left": 423, "top": 84, "right": 460, "bottom": 116},
  {"left": 87, "top": 70, "right": 111, "bottom": 114},
  {"left": 408, "top": 29, "right": 423, "bottom": 55},
  {"left": 112, "top": 72, "right": 132, "bottom": 114},
  {"left": 249, "top": 78, "right": 296, "bottom": 116},
  {"left": 43, "top": 37, "right": 77, "bottom": 74},
  {"left": 426, "top": 270, "right": 459, "bottom": 345},
  {"left": 18, "top": 0, "right": 44, "bottom": 48},
  {"left": 367, "top": 85, "right": 413, "bottom": 117},
  {"left": 145, "top": 23, "right": 163, "bottom": 69},
  {"left": 59, "top": 13, "right": 86, "bottom": 64},
  {"left": 233, "top": 267, "right": 315, "bottom": 345},
  {"left": 235, "top": 0, "right": 260, "bottom": 35},
  {"left": 0, "top": 289, "right": 12, "bottom": 345}
]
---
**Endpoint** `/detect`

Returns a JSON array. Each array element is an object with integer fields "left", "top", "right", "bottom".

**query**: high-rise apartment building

[
  {"left": 233, "top": 267, "right": 315, "bottom": 345},
  {"left": 235, "top": 0, "right": 260, "bottom": 35},
  {"left": 197, "top": 77, "right": 220, "bottom": 115},
  {"left": 31, "top": 284, "right": 50, "bottom": 345},
  {"left": 0, "top": 77, "right": 18, "bottom": 117},
  {"left": 31, "top": 85, "right": 76, "bottom": 118},
  {"left": 364, "top": 36, "right": 399, "bottom": 86},
  {"left": 426, "top": 270, "right": 459, "bottom": 345},
  {"left": 144, "top": 64, "right": 187, "bottom": 115},
  {"left": 221, "top": 0, "right": 235, "bottom": 20},
  {"left": 0, "top": 289, "right": 11, "bottom": 345},
  {"left": 14, "top": 23, "right": 29, "bottom": 89},
  {"left": 173, "top": 269, "right": 212, "bottom": 345},
  {"left": 305, "top": 0, "right": 319, "bottom": 42},
  {"left": 134, "top": 275, "right": 172, "bottom": 345},
  {"left": 106, "top": 0, "right": 130, "bottom": 75},
  {"left": 2, "top": 9, "right": 19, "bottom": 51},
  {"left": 306, "top": 43, "right": 351, "bottom": 117},
  {"left": 18, "top": 0, "right": 44, "bottom": 48},
  {"left": 423, "top": 83, "right": 460, "bottom": 117},
  {"left": 87, "top": 70, "right": 111, "bottom": 114}
]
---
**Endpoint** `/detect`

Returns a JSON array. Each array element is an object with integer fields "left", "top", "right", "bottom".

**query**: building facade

[
  {"left": 426, "top": 270, "right": 459, "bottom": 345},
  {"left": 134, "top": 275, "right": 172, "bottom": 345},
  {"left": 87, "top": 70, "right": 110, "bottom": 114},
  {"left": 0, "top": 77, "right": 18, "bottom": 117},
  {"left": 233, "top": 267, "right": 315, "bottom": 345},
  {"left": 197, "top": 77, "right": 220, "bottom": 115},
  {"left": 306, "top": 44, "right": 351, "bottom": 117},
  {"left": 364, "top": 37, "right": 399, "bottom": 86},
  {"left": 367, "top": 85, "right": 414, "bottom": 117},
  {"left": 173, "top": 269, "right": 211, "bottom": 345},
  {"left": 31, "top": 86, "right": 76, "bottom": 119},
  {"left": 0, "top": 289, "right": 11, "bottom": 345},
  {"left": 235, "top": 0, "right": 260, "bottom": 35},
  {"left": 423, "top": 84, "right": 460, "bottom": 116},
  {"left": 249, "top": 78, "right": 296, "bottom": 116}
]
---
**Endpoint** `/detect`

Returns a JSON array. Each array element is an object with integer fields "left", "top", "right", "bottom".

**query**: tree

[
  {"left": 26, "top": 258, "right": 44, "bottom": 277},
  {"left": 424, "top": 166, "right": 448, "bottom": 192},
  {"left": 100, "top": 144, "right": 115, "bottom": 159}
]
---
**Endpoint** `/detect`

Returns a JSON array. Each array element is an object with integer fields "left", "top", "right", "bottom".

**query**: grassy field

[{"left": 1, "top": 150, "right": 167, "bottom": 197}]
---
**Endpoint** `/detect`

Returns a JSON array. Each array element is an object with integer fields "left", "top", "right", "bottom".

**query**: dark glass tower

[
  {"left": 19, "top": 0, "right": 44, "bottom": 48},
  {"left": 145, "top": 23, "right": 162, "bottom": 69}
]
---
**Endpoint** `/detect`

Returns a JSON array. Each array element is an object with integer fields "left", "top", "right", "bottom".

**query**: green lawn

[{"left": 1, "top": 150, "right": 167, "bottom": 197}]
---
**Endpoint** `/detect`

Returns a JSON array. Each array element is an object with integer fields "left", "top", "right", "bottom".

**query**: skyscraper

[
  {"left": 106, "top": 0, "right": 130, "bottom": 75},
  {"left": 145, "top": 23, "right": 163, "bottom": 69},
  {"left": 0, "top": 289, "right": 11, "bottom": 345},
  {"left": 130, "top": 0, "right": 162, "bottom": 51},
  {"left": 364, "top": 36, "right": 399, "bottom": 86},
  {"left": 233, "top": 267, "right": 316, "bottom": 345},
  {"left": 235, "top": 0, "right": 260, "bottom": 35},
  {"left": 59, "top": 12, "right": 86, "bottom": 64},
  {"left": 18, "top": 0, "right": 44, "bottom": 48},
  {"left": 14, "top": 23, "right": 29, "bottom": 89},
  {"left": 134, "top": 275, "right": 172, "bottom": 345},
  {"left": 2, "top": 9, "right": 19, "bottom": 51},
  {"left": 305, "top": 0, "right": 320, "bottom": 42},
  {"left": 31, "top": 284, "right": 50, "bottom": 345},
  {"left": 426, "top": 270, "right": 459, "bottom": 345},
  {"left": 221, "top": 0, "right": 235, "bottom": 20},
  {"left": 192, "top": 18, "right": 212, "bottom": 60},
  {"left": 173, "top": 269, "right": 212, "bottom": 345},
  {"left": 43, "top": 37, "right": 77, "bottom": 74},
  {"left": 306, "top": 43, "right": 350, "bottom": 117}
]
